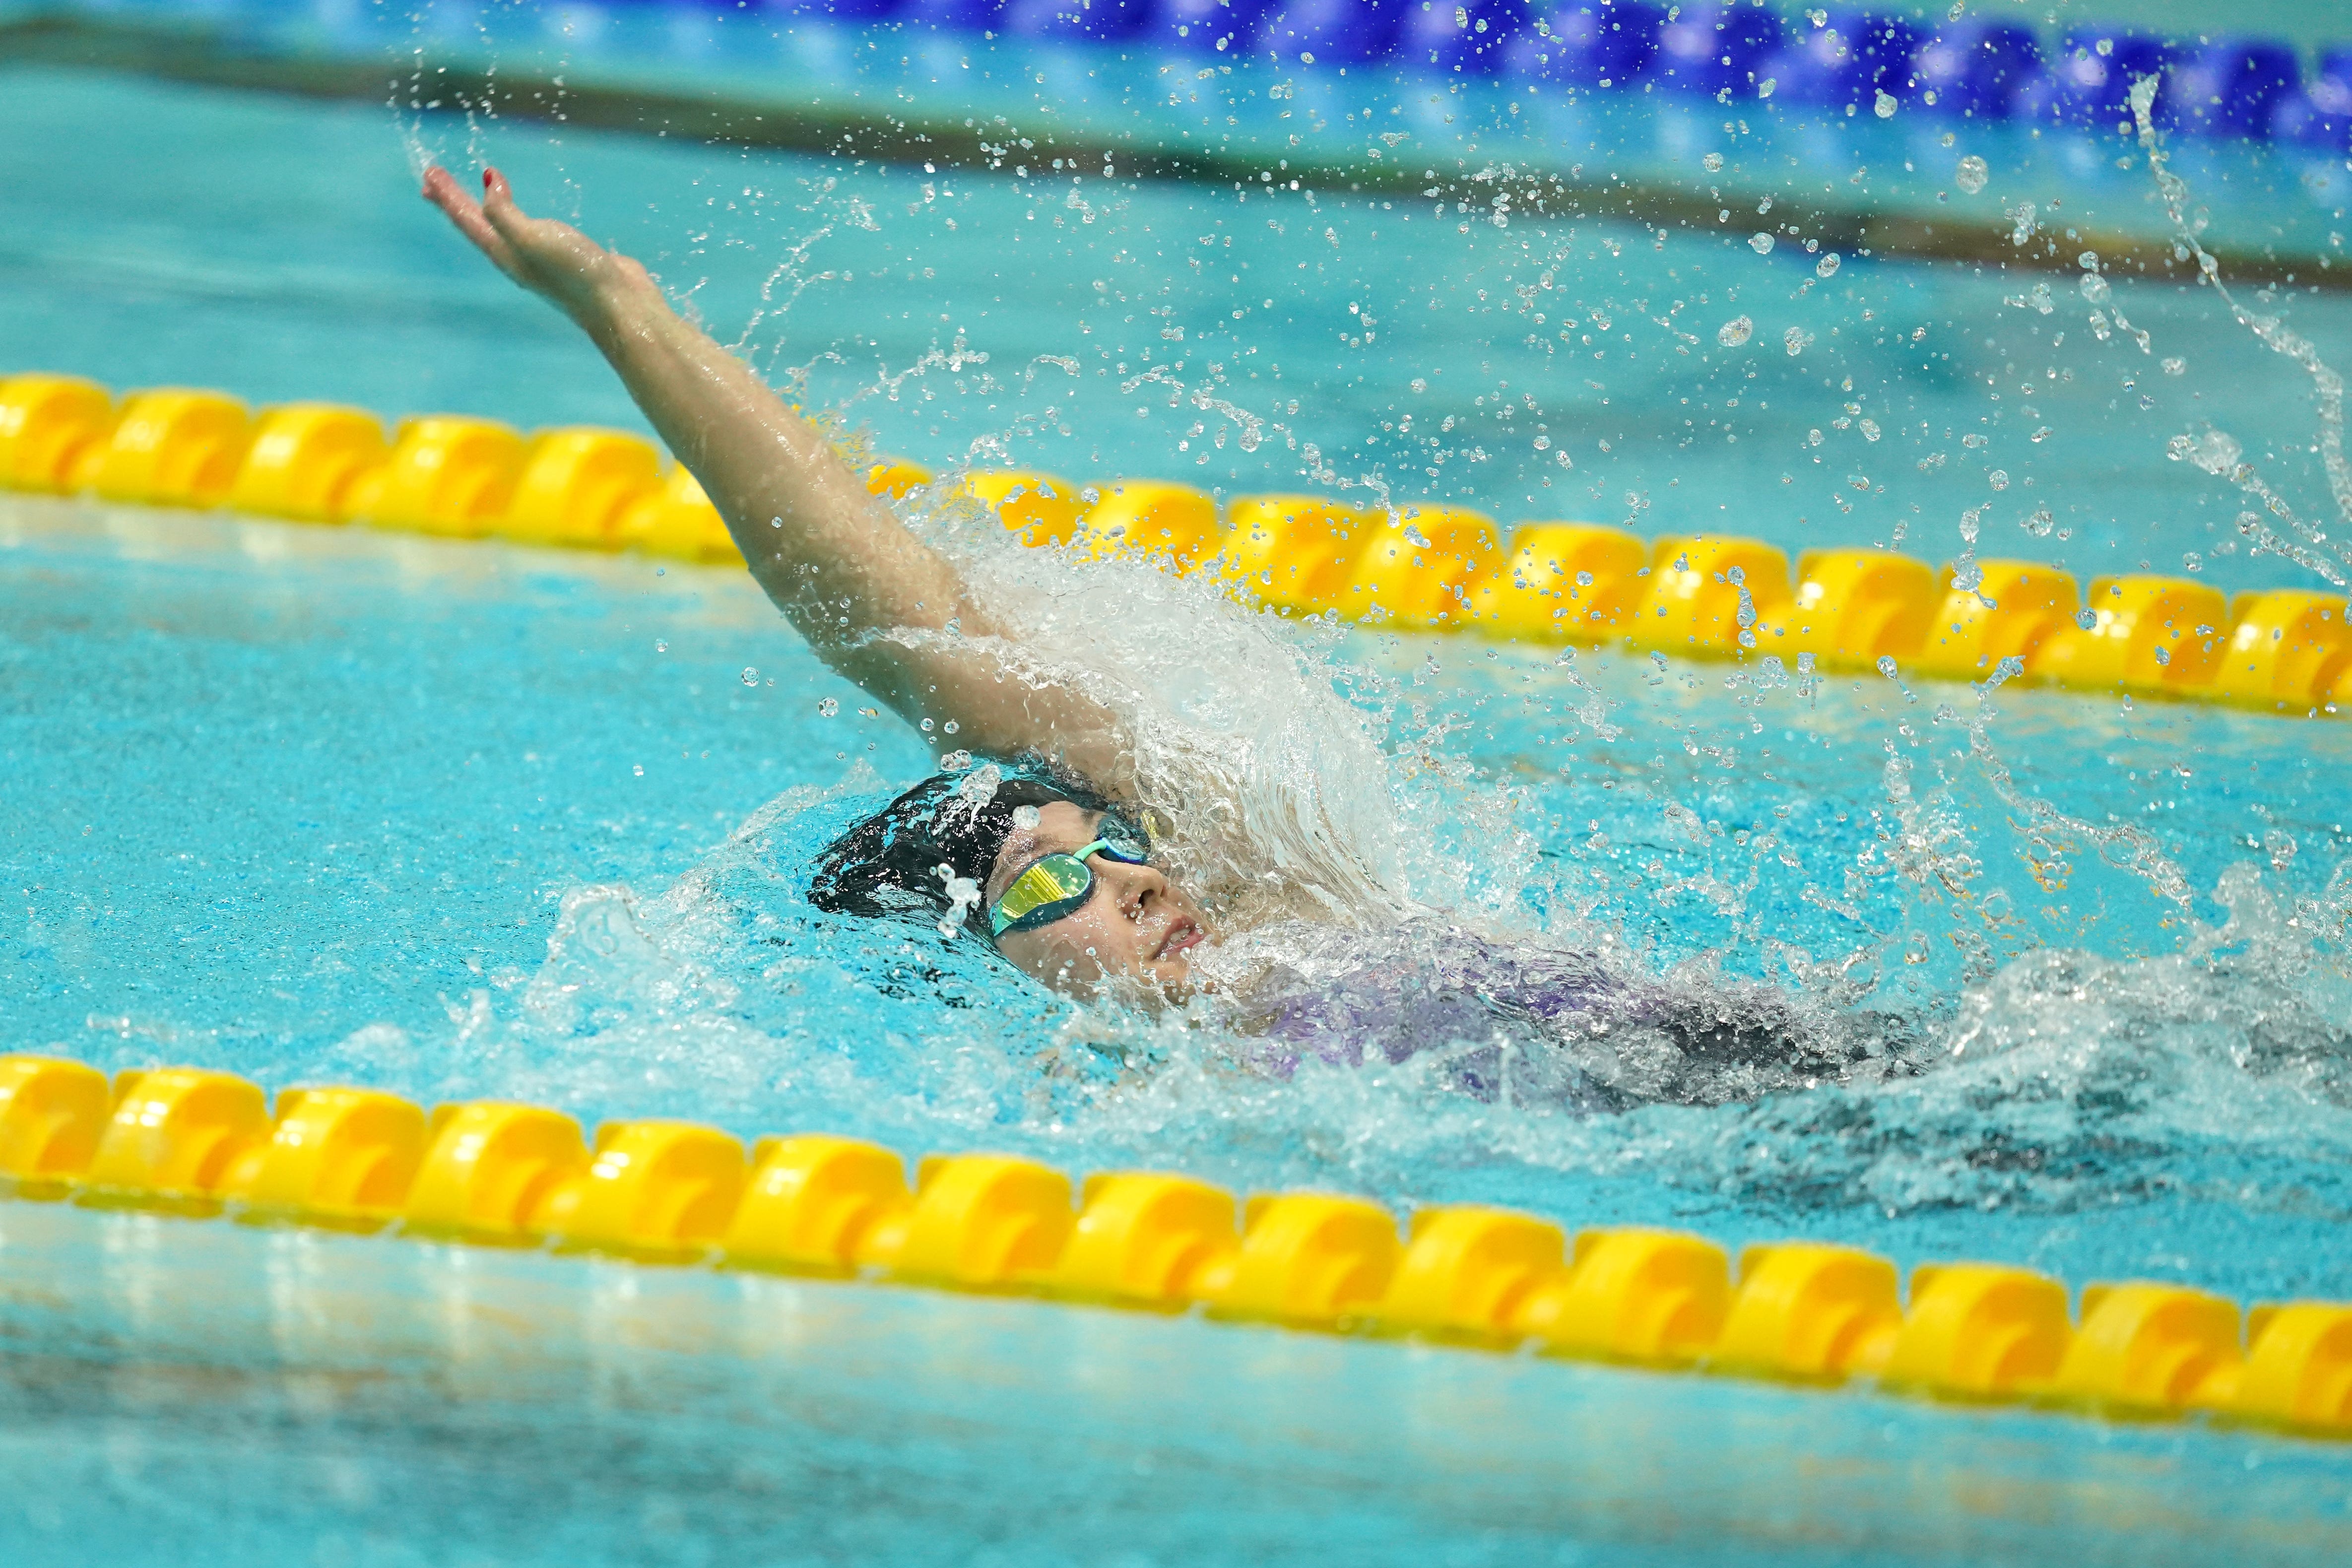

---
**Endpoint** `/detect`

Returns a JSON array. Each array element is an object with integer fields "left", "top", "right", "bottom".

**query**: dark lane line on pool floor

[{"left": 4, "top": 12, "right": 2345, "bottom": 296}]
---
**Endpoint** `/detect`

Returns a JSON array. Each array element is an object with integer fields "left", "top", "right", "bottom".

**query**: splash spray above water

[
  {"left": 348, "top": 23, "right": 2352, "bottom": 1252},
  {"left": 2123, "top": 74, "right": 2352, "bottom": 589}
]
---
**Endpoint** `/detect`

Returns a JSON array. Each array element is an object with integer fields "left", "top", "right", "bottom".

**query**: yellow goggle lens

[{"left": 990, "top": 853, "right": 1096, "bottom": 935}]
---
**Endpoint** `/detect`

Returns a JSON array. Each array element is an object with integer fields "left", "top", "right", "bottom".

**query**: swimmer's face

[{"left": 988, "top": 801, "right": 1213, "bottom": 998}]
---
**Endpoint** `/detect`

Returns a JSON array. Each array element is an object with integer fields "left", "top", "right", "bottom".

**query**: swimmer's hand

[{"left": 422, "top": 165, "right": 656, "bottom": 330}]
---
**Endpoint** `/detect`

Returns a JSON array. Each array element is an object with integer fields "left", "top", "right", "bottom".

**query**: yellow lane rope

[
  {"left": 5, "top": 373, "right": 2346, "bottom": 716},
  {"left": 1, "top": 1054, "right": 2346, "bottom": 1439}
]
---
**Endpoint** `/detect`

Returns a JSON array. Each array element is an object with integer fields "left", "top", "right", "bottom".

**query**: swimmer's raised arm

[{"left": 423, "top": 166, "right": 1131, "bottom": 790}]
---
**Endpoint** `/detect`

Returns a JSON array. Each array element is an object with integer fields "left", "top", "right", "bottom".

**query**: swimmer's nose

[{"left": 1104, "top": 858, "right": 1170, "bottom": 920}]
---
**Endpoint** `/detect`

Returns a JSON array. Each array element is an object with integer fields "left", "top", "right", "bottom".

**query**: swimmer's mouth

[{"left": 1155, "top": 919, "right": 1204, "bottom": 961}]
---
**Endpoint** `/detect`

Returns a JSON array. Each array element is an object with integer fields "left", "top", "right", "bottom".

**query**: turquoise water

[
  {"left": 6, "top": 60, "right": 2351, "bottom": 589},
  {"left": 1, "top": 1196, "right": 2347, "bottom": 1568},
  {"left": 5, "top": 41, "right": 2352, "bottom": 1567}
]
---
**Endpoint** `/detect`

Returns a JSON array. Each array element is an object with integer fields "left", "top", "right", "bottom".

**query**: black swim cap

[{"left": 806, "top": 762, "right": 1116, "bottom": 930}]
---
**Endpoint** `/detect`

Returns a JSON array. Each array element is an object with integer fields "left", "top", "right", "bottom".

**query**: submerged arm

[{"left": 423, "top": 166, "right": 1130, "bottom": 788}]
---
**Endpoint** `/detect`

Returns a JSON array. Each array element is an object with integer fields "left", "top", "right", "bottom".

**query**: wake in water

[
  {"left": 1203, "top": 917, "right": 1930, "bottom": 1110},
  {"left": 414, "top": 810, "right": 2352, "bottom": 1239},
  {"left": 382, "top": 84, "right": 2352, "bottom": 1208}
]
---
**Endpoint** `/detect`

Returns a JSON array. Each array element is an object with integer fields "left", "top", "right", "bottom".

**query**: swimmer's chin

[
  {"left": 1081, "top": 968, "right": 1211, "bottom": 1013},
  {"left": 1058, "top": 950, "right": 1223, "bottom": 1013}
]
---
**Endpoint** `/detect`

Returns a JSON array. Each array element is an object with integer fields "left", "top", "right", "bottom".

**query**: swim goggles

[{"left": 987, "top": 827, "right": 1152, "bottom": 938}]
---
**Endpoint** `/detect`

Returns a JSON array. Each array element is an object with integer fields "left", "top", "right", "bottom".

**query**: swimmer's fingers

[
  {"left": 433, "top": 166, "right": 656, "bottom": 324},
  {"left": 475, "top": 166, "right": 629, "bottom": 314},
  {"left": 422, "top": 165, "right": 524, "bottom": 282}
]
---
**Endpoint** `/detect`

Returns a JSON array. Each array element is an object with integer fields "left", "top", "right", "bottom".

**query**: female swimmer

[
  {"left": 424, "top": 167, "right": 1910, "bottom": 1105},
  {"left": 426, "top": 165, "right": 1225, "bottom": 1000}
]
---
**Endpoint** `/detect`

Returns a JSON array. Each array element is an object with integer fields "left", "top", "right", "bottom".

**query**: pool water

[
  {"left": 2, "top": 1194, "right": 2347, "bottom": 1568},
  {"left": 5, "top": 26, "right": 2352, "bottom": 1568},
  {"left": 7, "top": 59, "right": 2350, "bottom": 591}
]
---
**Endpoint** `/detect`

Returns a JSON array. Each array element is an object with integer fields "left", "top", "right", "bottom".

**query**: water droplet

[
  {"left": 633, "top": 764, "right": 645, "bottom": 777},
  {"left": 1816, "top": 253, "right": 1841, "bottom": 279},
  {"left": 1955, "top": 155, "right": 1989, "bottom": 195},
  {"left": 1873, "top": 90, "right": 1897, "bottom": 119},
  {"left": 2080, "top": 272, "right": 2111, "bottom": 304},
  {"left": 1988, "top": 469, "right": 2010, "bottom": 491},
  {"left": 1702, "top": 152, "right": 1725, "bottom": 172},
  {"left": 2173, "top": 430, "right": 2242, "bottom": 475},
  {"left": 817, "top": 697, "right": 838, "bottom": 717},
  {"left": 1783, "top": 326, "right": 1814, "bottom": 356},
  {"left": 2162, "top": 356, "right": 2186, "bottom": 376},
  {"left": 1410, "top": 377, "right": 1428, "bottom": 392},
  {"left": 653, "top": 640, "right": 667, "bottom": 653},
  {"left": 1749, "top": 232, "right": 1774, "bottom": 255},
  {"left": 1013, "top": 804, "right": 1042, "bottom": 829},
  {"left": 2076, "top": 607, "right": 2098, "bottom": 630},
  {"left": 1717, "top": 315, "right": 1754, "bottom": 347},
  {"left": 741, "top": 667, "right": 760, "bottom": 686}
]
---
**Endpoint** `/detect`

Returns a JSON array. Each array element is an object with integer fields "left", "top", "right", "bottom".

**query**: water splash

[{"left": 2129, "top": 71, "right": 2352, "bottom": 587}]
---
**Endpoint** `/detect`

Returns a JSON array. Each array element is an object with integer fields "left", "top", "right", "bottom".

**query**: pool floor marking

[
  {"left": 1, "top": 1054, "right": 2346, "bottom": 1438},
  {"left": 4, "top": 12, "right": 2345, "bottom": 295},
  {"left": 6, "top": 371, "right": 2349, "bottom": 717}
]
